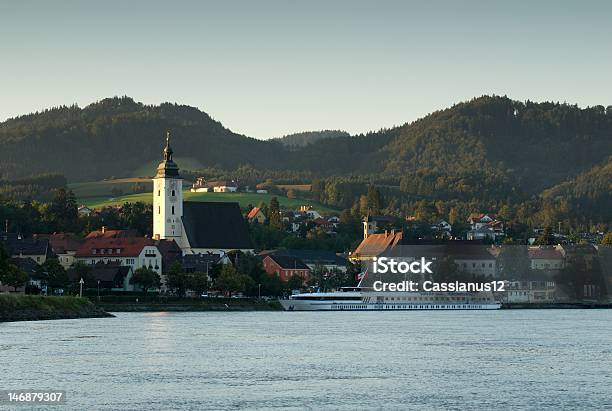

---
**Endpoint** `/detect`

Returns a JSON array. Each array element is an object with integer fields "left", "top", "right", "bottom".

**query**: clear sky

[{"left": 1, "top": 0, "right": 611, "bottom": 139}]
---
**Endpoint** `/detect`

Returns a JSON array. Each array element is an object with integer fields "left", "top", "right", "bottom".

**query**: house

[
  {"left": 262, "top": 254, "right": 311, "bottom": 282},
  {"left": 152, "top": 133, "right": 254, "bottom": 256},
  {"left": 0, "top": 232, "right": 51, "bottom": 265},
  {"left": 528, "top": 247, "right": 565, "bottom": 270},
  {"left": 212, "top": 181, "right": 238, "bottom": 192},
  {"left": 68, "top": 263, "right": 135, "bottom": 291},
  {"left": 431, "top": 220, "right": 452, "bottom": 236},
  {"left": 351, "top": 229, "right": 403, "bottom": 262},
  {"left": 86, "top": 227, "right": 139, "bottom": 239},
  {"left": 190, "top": 177, "right": 210, "bottom": 192},
  {"left": 182, "top": 253, "right": 222, "bottom": 274},
  {"left": 270, "top": 249, "right": 348, "bottom": 272},
  {"left": 449, "top": 244, "right": 497, "bottom": 277},
  {"left": 256, "top": 189, "right": 268, "bottom": 194},
  {"left": 298, "top": 205, "right": 322, "bottom": 219},
  {"left": 75, "top": 237, "right": 163, "bottom": 275},
  {"left": 34, "top": 233, "right": 82, "bottom": 269},
  {"left": 78, "top": 205, "right": 94, "bottom": 217},
  {"left": 247, "top": 207, "right": 266, "bottom": 224},
  {"left": 467, "top": 213, "right": 504, "bottom": 241},
  {"left": 505, "top": 280, "right": 557, "bottom": 303},
  {"left": 0, "top": 257, "right": 40, "bottom": 293}
]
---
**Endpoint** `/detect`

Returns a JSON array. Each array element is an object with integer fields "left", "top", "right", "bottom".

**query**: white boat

[{"left": 279, "top": 286, "right": 501, "bottom": 311}]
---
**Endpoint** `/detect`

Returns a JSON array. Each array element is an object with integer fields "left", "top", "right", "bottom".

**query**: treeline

[{"left": 0, "top": 173, "right": 67, "bottom": 202}]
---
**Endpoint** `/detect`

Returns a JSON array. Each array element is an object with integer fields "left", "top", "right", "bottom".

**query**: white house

[{"left": 75, "top": 237, "right": 163, "bottom": 275}]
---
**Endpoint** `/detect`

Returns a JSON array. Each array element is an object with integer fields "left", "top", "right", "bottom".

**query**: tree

[
  {"left": 72, "top": 261, "right": 95, "bottom": 289},
  {"left": 215, "top": 264, "right": 244, "bottom": 296},
  {"left": 287, "top": 274, "right": 304, "bottom": 291},
  {"left": 535, "top": 227, "right": 554, "bottom": 245},
  {"left": 366, "top": 185, "right": 382, "bottom": 215},
  {"left": 287, "top": 189, "right": 297, "bottom": 199},
  {"left": 188, "top": 271, "right": 209, "bottom": 295},
  {"left": 602, "top": 233, "right": 612, "bottom": 245},
  {"left": 268, "top": 197, "right": 282, "bottom": 230},
  {"left": 1, "top": 264, "right": 29, "bottom": 291},
  {"left": 46, "top": 188, "right": 78, "bottom": 231},
  {"left": 166, "top": 261, "right": 189, "bottom": 297},
  {"left": 131, "top": 267, "right": 161, "bottom": 294},
  {"left": 38, "top": 258, "right": 69, "bottom": 293}
]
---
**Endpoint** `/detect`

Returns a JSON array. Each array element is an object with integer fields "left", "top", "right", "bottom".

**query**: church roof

[{"left": 182, "top": 202, "right": 253, "bottom": 250}]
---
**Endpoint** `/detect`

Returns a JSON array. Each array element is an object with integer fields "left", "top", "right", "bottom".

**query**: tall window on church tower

[
  {"left": 172, "top": 205, "right": 175, "bottom": 215},
  {"left": 158, "top": 190, "right": 160, "bottom": 196},
  {"left": 171, "top": 189, "right": 175, "bottom": 196},
  {"left": 158, "top": 206, "right": 161, "bottom": 214}
]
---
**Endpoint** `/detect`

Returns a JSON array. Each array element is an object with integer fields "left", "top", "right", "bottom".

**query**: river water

[{"left": 2, "top": 310, "right": 612, "bottom": 410}]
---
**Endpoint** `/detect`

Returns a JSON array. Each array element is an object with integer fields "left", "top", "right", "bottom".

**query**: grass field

[{"left": 78, "top": 190, "right": 338, "bottom": 214}]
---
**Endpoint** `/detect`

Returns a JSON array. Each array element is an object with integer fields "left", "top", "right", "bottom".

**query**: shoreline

[{"left": 0, "top": 295, "right": 114, "bottom": 323}]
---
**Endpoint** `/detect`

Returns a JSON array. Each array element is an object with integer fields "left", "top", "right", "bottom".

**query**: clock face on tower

[{"left": 169, "top": 180, "right": 177, "bottom": 190}]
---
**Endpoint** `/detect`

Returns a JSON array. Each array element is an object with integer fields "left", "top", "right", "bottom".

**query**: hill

[
  {"left": 273, "top": 130, "right": 350, "bottom": 148},
  {"left": 1, "top": 95, "right": 610, "bottom": 215}
]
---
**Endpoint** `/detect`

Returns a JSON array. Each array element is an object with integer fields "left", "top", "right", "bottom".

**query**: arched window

[
  {"left": 171, "top": 190, "right": 176, "bottom": 196},
  {"left": 158, "top": 206, "right": 161, "bottom": 214},
  {"left": 158, "top": 190, "right": 160, "bottom": 196}
]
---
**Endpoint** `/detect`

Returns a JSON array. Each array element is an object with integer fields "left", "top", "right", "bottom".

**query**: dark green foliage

[{"left": 131, "top": 267, "right": 161, "bottom": 294}]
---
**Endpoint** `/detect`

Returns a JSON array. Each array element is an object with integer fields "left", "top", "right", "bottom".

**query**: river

[{"left": 2, "top": 310, "right": 612, "bottom": 410}]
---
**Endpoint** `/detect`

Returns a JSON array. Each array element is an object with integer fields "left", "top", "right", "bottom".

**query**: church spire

[{"left": 163, "top": 130, "right": 173, "bottom": 161}]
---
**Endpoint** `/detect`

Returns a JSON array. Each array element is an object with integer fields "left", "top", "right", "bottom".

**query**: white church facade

[{"left": 153, "top": 132, "right": 254, "bottom": 255}]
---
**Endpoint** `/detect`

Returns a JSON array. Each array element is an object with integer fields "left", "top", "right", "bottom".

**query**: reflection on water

[{"left": 3, "top": 311, "right": 612, "bottom": 410}]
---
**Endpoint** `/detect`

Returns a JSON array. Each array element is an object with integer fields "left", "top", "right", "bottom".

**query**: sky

[{"left": 1, "top": 0, "right": 611, "bottom": 139}]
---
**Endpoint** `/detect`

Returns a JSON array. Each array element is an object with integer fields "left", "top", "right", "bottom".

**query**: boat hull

[{"left": 279, "top": 299, "right": 501, "bottom": 311}]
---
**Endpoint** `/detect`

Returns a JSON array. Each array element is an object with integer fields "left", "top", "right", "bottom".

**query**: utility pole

[
  {"left": 79, "top": 278, "right": 84, "bottom": 298},
  {"left": 258, "top": 283, "right": 261, "bottom": 299}
]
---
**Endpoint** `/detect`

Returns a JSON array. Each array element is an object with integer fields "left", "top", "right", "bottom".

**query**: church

[{"left": 152, "top": 132, "right": 254, "bottom": 255}]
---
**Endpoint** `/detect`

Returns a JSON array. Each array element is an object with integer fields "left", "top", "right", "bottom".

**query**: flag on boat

[{"left": 356, "top": 269, "right": 368, "bottom": 282}]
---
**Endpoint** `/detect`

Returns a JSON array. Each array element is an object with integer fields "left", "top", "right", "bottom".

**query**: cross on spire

[{"left": 163, "top": 130, "right": 173, "bottom": 161}]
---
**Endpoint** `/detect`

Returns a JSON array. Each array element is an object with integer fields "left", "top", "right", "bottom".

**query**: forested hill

[
  {"left": 273, "top": 130, "right": 350, "bottom": 148},
  {"left": 0, "top": 96, "right": 610, "bottom": 197}
]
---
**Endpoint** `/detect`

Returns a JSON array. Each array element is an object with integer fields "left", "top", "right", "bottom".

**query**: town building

[
  {"left": 262, "top": 254, "right": 311, "bottom": 282},
  {"left": 34, "top": 233, "right": 81, "bottom": 269},
  {"left": 265, "top": 249, "right": 348, "bottom": 272},
  {"left": 75, "top": 237, "right": 163, "bottom": 275},
  {"left": 247, "top": 207, "right": 266, "bottom": 224},
  {"left": 0, "top": 232, "right": 51, "bottom": 265},
  {"left": 152, "top": 133, "right": 254, "bottom": 255}
]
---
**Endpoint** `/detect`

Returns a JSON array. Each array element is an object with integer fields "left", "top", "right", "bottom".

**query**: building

[
  {"left": 75, "top": 237, "right": 163, "bottom": 275},
  {"left": 528, "top": 247, "right": 565, "bottom": 270},
  {"left": 262, "top": 254, "right": 311, "bottom": 282},
  {"left": 152, "top": 133, "right": 254, "bottom": 255},
  {"left": 506, "top": 280, "right": 557, "bottom": 303},
  {"left": 0, "top": 232, "right": 51, "bottom": 265},
  {"left": 351, "top": 229, "right": 403, "bottom": 262},
  {"left": 247, "top": 207, "right": 266, "bottom": 224},
  {"left": 34, "top": 233, "right": 82, "bottom": 269},
  {"left": 362, "top": 215, "right": 396, "bottom": 239},
  {"left": 450, "top": 245, "right": 497, "bottom": 277},
  {"left": 267, "top": 249, "right": 348, "bottom": 272},
  {"left": 432, "top": 220, "right": 452, "bottom": 237},
  {"left": 78, "top": 205, "right": 94, "bottom": 216},
  {"left": 467, "top": 213, "right": 505, "bottom": 242},
  {"left": 212, "top": 181, "right": 238, "bottom": 192},
  {"left": 68, "top": 263, "right": 135, "bottom": 291}
]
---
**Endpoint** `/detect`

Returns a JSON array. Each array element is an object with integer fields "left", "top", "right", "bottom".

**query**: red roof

[
  {"left": 353, "top": 231, "right": 403, "bottom": 258},
  {"left": 528, "top": 248, "right": 564, "bottom": 260},
  {"left": 34, "top": 233, "right": 82, "bottom": 253},
  {"left": 86, "top": 229, "right": 139, "bottom": 239},
  {"left": 76, "top": 237, "right": 156, "bottom": 258},
  {"left": 247, "top": 207, "right": 262, "bottom": 219}
]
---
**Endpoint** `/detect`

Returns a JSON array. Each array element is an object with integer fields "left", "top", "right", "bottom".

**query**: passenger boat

[{"left": 279, "top": 286, "right": 501, "bottom": 311}]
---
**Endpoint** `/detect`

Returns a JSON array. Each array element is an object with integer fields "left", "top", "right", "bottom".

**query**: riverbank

[
  {"left": 0, "top": 294, "right": 114, "bottom": 322},
  {"left": 92, "top": 296, "right": 282, "bottom": 312}
]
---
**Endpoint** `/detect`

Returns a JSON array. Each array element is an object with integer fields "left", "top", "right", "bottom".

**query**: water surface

[{"left": 3, "top": 310, "right": 612, "bottom": 410}]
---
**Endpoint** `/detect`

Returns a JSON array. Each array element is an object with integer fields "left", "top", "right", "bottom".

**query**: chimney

[
  {"left": 385, "top": 230, "right": 389, "bottom": 238},
  {"left": 101, "top": 226, "right": 107, "bottom": 234}
]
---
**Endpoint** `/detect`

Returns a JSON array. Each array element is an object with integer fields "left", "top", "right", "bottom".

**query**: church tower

[{"left": 153, "top": 131, "right": 183, "bottom": 241}]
